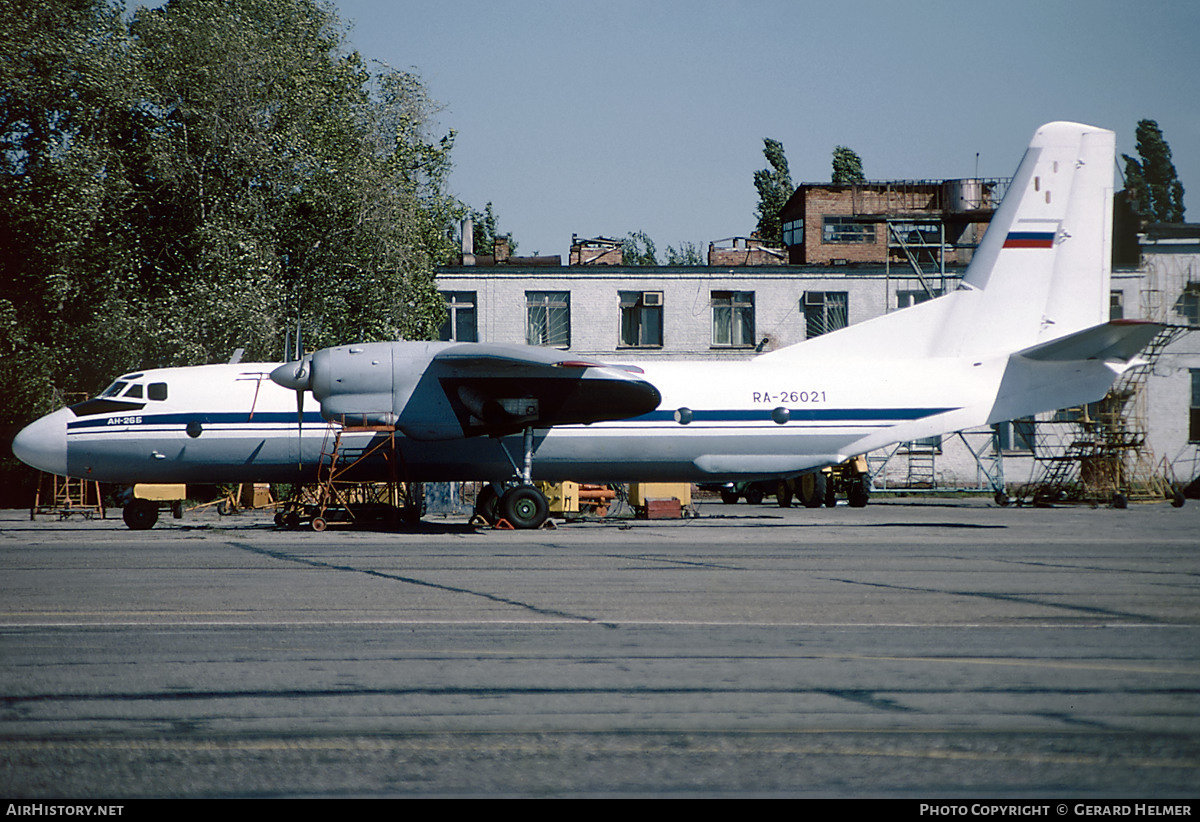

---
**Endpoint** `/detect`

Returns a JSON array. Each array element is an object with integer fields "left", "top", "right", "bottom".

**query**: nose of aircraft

[{"left": 12, "top": 409, "right": 70, "bottom": 476}]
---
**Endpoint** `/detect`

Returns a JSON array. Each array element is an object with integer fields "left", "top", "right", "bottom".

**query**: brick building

[{"left": 778, "top": 178, "right": 1006, "bottom": 266}]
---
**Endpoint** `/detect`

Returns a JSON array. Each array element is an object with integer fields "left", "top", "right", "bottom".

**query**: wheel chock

[{"left": 481, "top": 517, "right": 555, "bottom": 531}]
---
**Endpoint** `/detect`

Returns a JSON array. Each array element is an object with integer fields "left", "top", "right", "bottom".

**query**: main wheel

[
  {"left": 122, "top": 499, "right": 159, "bottom": 530},
  {"left": 474, "top": 484, "right": 501, "bottom": 525},
  {"left": 719, "top": 488, "right": 740, "bottom": 505},
  {"left": 500, "top": 485, "right": 549, "bottom": 530},
  {"left": 744, "top": 485, "right": 765, "bottom": 505}
]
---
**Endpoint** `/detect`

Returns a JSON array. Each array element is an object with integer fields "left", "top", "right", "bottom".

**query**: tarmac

[{"left": 1, "top": 497, "right": 1198, "bottom": 798}]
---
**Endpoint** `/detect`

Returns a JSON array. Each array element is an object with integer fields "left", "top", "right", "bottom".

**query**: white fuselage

[{"left": 15, "top": 350, "right": 1019, "bottom": 486}]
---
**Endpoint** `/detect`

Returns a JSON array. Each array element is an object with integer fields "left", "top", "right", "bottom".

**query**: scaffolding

[
  {"left": 278, "top": 425, "right": 423, "bottom": 530},
  {"left": 857, "top": 177, "right": 1010, "bottom": 305},
  {"left": 1013, "top": 248, "right": 1197, "bottom": 505},
  {"left": 31, "top": 472, "right": 105, "bottom": 520},
  {"left": 867, "top": 427, "right": 1006, "bottom": 497}
]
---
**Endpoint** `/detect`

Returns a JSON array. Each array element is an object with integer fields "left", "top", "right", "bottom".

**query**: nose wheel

[{"left": 122, "top": 498, "right": 159, "bottom": 530}]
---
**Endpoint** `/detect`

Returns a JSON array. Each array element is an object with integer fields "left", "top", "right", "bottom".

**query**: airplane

[{"left": 13, "top": 121, "right": 1164, "bottom": 530}]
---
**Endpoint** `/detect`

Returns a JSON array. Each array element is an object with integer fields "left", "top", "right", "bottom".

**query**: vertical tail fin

[{"left": 952, "top": 121, "right": 1115, "bottom": 356}]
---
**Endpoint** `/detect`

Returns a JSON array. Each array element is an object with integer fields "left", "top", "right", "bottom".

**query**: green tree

[
  {"left": 621, "top": 233, "right": 702, "bottom": 266},
  {"left": 753, "top": 138, "right": 793, "bottom": 245},
  {"left": 469, "top": 201, "right": 516, "bottom": 257},
  {"left": 623, "top": 230, "right": 659, "bottom": 266},
  {"left": 0, "top": 0, "right": 139, "bottom": 389},
  {"left": 1122, "top": 119, "right": 1185, "bottom": 223},
  {"left": 124, "top": 0, "right": 456, "bottom": 359},
  {"left": 4, "top": 0, "right": 456, "bottom": 375},
  {"left": 665, "top": 241, "right": 703, "bottom": 265},
  {"left": 832, "top": 145, "right": 865, "bottom": 184}
]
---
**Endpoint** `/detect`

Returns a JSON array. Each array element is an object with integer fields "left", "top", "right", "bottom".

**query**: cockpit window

[
  {"left": 124, "top": 384, "right": 143, "bottom": 398},
  {"left": 148, "top": 382, "right": 168, "bottom": 401},
  {"left": 99, "top": 381, "right": 128, "bottom": 398}
]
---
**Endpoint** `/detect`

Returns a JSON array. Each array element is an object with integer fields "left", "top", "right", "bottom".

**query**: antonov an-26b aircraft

[{"left": 13, "top": 122, "right": 1163, "bottom": 529}]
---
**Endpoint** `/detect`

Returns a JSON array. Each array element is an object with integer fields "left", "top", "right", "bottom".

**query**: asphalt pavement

[{"left": 2, "top": 498, "right": 1198, "bottom": 798}]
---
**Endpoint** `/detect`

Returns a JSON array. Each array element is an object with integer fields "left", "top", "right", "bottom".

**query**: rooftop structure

[{"left": 778, "top": 177, "right": 1011, "bottom": 266}]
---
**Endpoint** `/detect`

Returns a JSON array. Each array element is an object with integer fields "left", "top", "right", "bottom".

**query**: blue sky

[{"left": 330, "top": 0, "right": 1200, "bottom": 259}]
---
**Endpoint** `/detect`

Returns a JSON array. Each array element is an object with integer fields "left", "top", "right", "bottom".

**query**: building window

[
  {"left": 1053, "top": 403, "right": 1102, "bottom": 423},
  {"left": 619, "top": 291, "right": 663, "bottom": 348},
  {"left": 526, "top": 291, "right": 570, "bottom": 347},
  {"left": 822, "top": 216, "right": 874, "bottom": 244},
  {"left": 893, "top": 221, "right": 942, "bottom": 244},
  {"left": 782, "top": 218, "right": 804, "bottom": 247},
  {"left": 711, "top": 290, "right": 755, "bottom": 347},
  {"left": 1190, "top": 369, "right": 1200, "bottom": 443},
  {"left": 804, "top": 291, "right": 848, "bottom": 338},
  {"left": 438, "top": 291, "right": 477, "bottom": 342},
  {"left": 994, "top": 418, "right": 1036, "bottom": 453},
  {"left": 1109, "top": 290, "right": 1124, "bottom": 320},
  {"left": 1177, "top": 282, "right": 1200, "bottom": 326},
  {"left": 897, "top": 289, "right": 942, "bottom": 309}
]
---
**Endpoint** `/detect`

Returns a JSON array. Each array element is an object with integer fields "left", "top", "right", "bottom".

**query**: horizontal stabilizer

[{"left": 1016, "top": 320, "right": 1164, "bottom": 362}]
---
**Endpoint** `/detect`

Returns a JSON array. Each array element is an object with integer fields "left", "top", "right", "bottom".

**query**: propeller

[{"left": 271, "top": 320, "right": 313, "bottom": 472}]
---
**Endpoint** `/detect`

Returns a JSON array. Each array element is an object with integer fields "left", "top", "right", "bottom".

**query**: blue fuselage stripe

[
  {"left": 631, "top": 407, "right": 955, "bottom": 423},
  {"left": 66, "top": 407, "right": 957, "bottom": 433}
]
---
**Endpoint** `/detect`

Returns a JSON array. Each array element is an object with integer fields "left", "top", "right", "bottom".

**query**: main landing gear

[
  {"left": 473, "top": 427, "right": 552, "bottom": 530},
  {"left": 474, "top": 483, "right": 551, "bottom": 530}
]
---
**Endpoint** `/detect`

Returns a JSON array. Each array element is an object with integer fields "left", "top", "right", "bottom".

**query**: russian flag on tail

[{"left": 1003, "top": 231, "right": 1055, "bottom": 248}]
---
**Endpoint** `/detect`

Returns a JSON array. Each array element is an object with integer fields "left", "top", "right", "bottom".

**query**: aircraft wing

[
  {"left": 273, "top": 340, "right": 661, "bottom": 439},
  {"left": 419, "top": 344, "right": 660, "bottom": 438}
]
